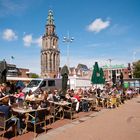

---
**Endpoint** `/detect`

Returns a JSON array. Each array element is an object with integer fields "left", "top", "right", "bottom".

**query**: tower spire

[
  {"left": 41, "top": 9, "right": 60, "bottom": 78},
  {"left": 47, "top": 10, "right": 54, "bottom": 25}
]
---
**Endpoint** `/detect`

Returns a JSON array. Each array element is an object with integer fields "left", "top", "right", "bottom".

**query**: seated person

[
  {"left": 77, "top": 88, "right": 83, "bottom": 98},
  {"left": 0, "top": 101, "right": 21, "bottom": 135},
  {"left": 43, "top": 90, "right": 48, "bottom": 100},
  {"left": 83, "top": 87, "right": 90, "bottom": 97},
  {"left": 73, "top": 92, "right": 80, "bottom": 112},
  {"left": 38, "top": 91, "right": 50, "bottom": 111},
  {"left": 38, "top": 91, "right": 44, "bottom": 100},
  {"left": 65, "top": 93, "right": 72, "bottom": 102},
  {"left": 82, "top": 100, "right": 88, "bottom": 112},
  {"left": 0, "top": 83, "right": 6, "bottom": 92},
  {"left": 14, "top": 89, "right": 25, "bottom": 102},
  {"left": 40, "top": 100, "right": 50, "bottom": 108},
  {"left": 47, "top": 90, "right": 54, "bottom": 101},
  {"left": 54, "top": 89, "right": 60, "bottom": 101},
  {"left": 0, "top": 83, "right": 6, "bottom": 97},
  {"left": 38, "top": 90, "right": 48, "bottom": 100},
  {"left": 25, "top": 90, "right": 35, "bottom": 101}
]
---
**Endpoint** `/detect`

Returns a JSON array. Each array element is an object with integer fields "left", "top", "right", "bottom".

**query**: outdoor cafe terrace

[{"left": 0, "top": 84, "right": 139, "bottom": 139}]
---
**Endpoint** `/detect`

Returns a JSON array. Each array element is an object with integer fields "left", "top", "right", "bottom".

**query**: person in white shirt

[
  {"left": 25, "top": 90, "right": 35, "bottom": 101},
  {"left": 47, "top": 91, "right": 54, "bottom": 101}
]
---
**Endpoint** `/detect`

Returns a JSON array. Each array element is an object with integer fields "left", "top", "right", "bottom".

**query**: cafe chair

[
  {"left": 110, "top": 97, "right": 117, "bottom": 108},
  {"left": 0, "top": 111, "right": 17, "bottom": 138},
  {"left": 27, "top": 108, "right": 47, "bottom": 138},
  {"left": 64, "top": 102, "right": 77, "bottom": 120},
  {"left": 46, "top": 102, "right": 55, "bottom": 125},
  {"left": 52, "top": 103, "right": 63, "bottom": 120},
  {"left": 88, "top": 99, "right": 96, "bottom": 111}
]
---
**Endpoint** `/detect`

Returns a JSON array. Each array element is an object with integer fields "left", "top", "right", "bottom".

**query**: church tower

[{"left": 41, "top": 10, "right": 60, "bottom": 78}]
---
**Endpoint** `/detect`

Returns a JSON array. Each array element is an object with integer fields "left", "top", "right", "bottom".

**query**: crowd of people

[{"left": 0, "top": 81, "right": 139, "bottom": 136}]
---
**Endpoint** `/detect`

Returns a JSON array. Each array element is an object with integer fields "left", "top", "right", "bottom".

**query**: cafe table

[
  {"left": 49, "top": 101, "right": 71, "bottom": 119},
  {"left": 81, "top": 97, "right": 96, "bottom": 111},
  {"left": 25, "top": 98, "right": 43, "bottom": 104},
  {"left": 12, "top": 106, "right": 47, "bottom": 134}
]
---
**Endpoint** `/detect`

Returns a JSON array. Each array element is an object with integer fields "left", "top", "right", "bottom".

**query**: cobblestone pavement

[
  {"left": 1, "top": 96, "right": 140, "bottom": 140},
  {"left": 36, "top": 96, "right": 140, "bottom": 140}
]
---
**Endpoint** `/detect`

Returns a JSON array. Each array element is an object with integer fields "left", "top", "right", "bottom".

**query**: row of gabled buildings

[{"left": 6, "top": 62, "right": 133, "bottom": 81}]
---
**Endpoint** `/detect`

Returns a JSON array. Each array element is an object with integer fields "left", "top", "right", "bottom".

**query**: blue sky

[{"left": 0, "top": 0, "right": 140, "bottom": 74}]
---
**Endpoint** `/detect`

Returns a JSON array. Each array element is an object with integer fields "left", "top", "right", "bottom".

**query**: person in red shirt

[
  {"left": 14, "top": 89, "right": 25, "bottom": 101},
  {"left": 73, "top": 92, "right": 80, "bottom": 112},
  {"left": 73, "top": 93, "right": 81, "bottom": 102}
]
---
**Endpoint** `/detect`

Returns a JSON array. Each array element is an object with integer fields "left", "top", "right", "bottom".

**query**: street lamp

[{"left": 63, "top": 32, "right": 74, "bottom": 68}]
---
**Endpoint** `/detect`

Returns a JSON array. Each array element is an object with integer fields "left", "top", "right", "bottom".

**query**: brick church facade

[{"left": 41, "top": 10, "right": 60, "bottom": 78}]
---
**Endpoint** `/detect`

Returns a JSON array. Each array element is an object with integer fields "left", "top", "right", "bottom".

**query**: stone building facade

[
  {"left": 41, "top": 10, "right": 60, "bottom": 78},
  {"left": 6, "top": 63, "right": 29, "bottom": 78},
  {"left": 69, "top": 64, "right": 92, "bottom": 78},
  {"left": 102, "top": 64, "right": 133, "bottom": 82}
]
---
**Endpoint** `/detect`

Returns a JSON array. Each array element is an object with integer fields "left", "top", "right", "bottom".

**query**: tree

[
  {"left": 31, "top": 73, "right": 39, "bottom": 78},
  {"left": 91, "top": 62, "right": 100, "bottom": 84},
  {"left": 133, "top": 60, "right": 140, "bottom": 78}
]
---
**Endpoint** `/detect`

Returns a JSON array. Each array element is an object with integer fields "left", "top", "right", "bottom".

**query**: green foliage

[
  {"left": 31, "top": 73, "right": 39, "bottom": 78},
  {"left": 133, "top": 60, "right": 140, "bottom": 78}
]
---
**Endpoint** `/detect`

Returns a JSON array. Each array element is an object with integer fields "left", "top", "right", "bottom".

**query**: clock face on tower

[{"left": 53, "top": 45, "right": 56, "bottom": 49}]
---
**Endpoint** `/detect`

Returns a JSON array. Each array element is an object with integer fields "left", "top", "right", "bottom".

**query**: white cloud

[
  {"left": 87, "top": 18, "right": 110, "bottom": 33},
  {"left": 34, "top": 36, "right": 42, "bottom": 47},
  {"left": 23, "top": 34, "right": 33, "bottom": 47},
  {"left": 2, "top": 29, "right": 18, "bottom": 41},
  {"left": 23, "top": 34, "right": 42, "bottom": 47}
]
